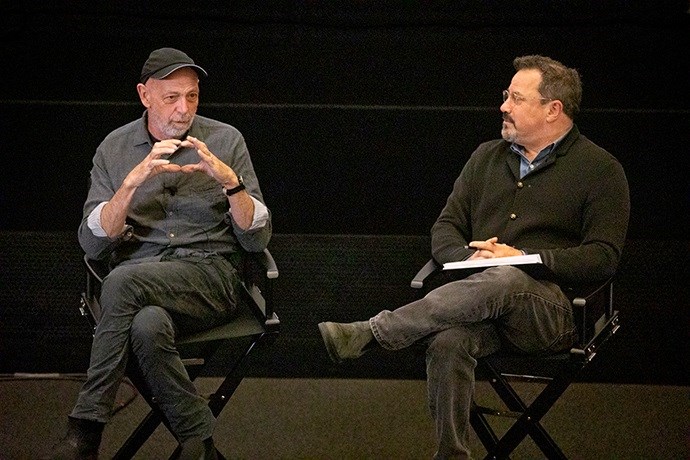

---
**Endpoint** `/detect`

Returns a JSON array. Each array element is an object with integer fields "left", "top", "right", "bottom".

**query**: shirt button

[
  {"left": 510, "top": 213, "right": 517, "bottom": 220},
  {"left": 169, "top": 232, "right": 175, "bottom": 238}
]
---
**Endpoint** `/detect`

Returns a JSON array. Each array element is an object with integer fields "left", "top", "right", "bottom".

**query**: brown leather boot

[{"left": 44, "top": 416, "right": 104, "bottom": 460}]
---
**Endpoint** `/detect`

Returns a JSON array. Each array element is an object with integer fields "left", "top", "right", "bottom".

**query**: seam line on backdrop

[{"left": 1, "top": 100, "right": 688, "bottom": 114}]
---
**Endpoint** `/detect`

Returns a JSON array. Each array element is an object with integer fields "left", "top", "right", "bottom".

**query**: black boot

[{"left": 44, "top": 416, "right": 104, "bottom": 460}]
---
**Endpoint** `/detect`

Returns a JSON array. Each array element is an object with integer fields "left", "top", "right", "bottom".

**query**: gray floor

[{"left": 1, "top": 376, "right": 688, "bottom": 459}]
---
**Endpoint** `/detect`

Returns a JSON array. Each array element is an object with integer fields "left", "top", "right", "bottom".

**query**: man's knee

[
  {"left": 100, "top": 264, "right": 143, "bottom": 303},
  {"left": 130, "top": 306, "right": 176, "bottom": 355}
]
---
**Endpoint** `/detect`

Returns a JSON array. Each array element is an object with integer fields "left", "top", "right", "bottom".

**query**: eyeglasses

[{"left": 502, "top": 90, "right": 551, "bottom": 105}]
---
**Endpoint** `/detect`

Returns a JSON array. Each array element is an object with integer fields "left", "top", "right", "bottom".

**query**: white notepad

[{"left": 443, "top": 253, "right": 543, "bottom": 271}]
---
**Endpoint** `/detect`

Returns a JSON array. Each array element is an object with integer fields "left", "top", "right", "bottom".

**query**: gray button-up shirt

[{"left": 78, "top": 112, "right": 271, "bottom": 265}]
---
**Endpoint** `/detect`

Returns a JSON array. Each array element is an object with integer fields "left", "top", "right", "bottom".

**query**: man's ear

[
  {"left": 546, "top": 99, "right": 564, "bottom": 122},
  {"left": 136, "top": 83, "right": 150, "bottom": 108}
]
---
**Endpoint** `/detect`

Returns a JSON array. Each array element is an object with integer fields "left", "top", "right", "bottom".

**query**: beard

[
  {"left": 501, "top": 111, "right": 520, "bottom": 143},
  {"left": 150, "top": 113, "right": 194, "bottom": 139},
  {"left": 501, "top": 121, "right": 517, "bottom": 143}
]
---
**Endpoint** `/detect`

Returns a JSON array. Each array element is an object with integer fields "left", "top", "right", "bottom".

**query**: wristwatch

[{"left": 223, "top": 176, "right": 245, "bottom": 196}]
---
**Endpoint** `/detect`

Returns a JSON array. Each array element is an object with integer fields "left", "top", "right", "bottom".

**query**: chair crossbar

[{"left": 471, "top": 309, "right": 620, "bottom": 459}]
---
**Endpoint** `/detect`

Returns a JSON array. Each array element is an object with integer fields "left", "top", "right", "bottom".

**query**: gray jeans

[
  {"left": 370, "top": 266, "right": 576, "bottom": 459},
  {"left": 71, "top": 250, "right": 241, "bottom": 442}
]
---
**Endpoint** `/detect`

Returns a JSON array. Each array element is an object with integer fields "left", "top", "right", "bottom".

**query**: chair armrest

[
  {"left": 241, "top": 248, "right": 279, "bottom": 328},
  {"left": 82, "top": 255, "right": 110, "bottom": 326},
  {"left": 569, "top": 278, "right": 614, "bottom": 347},
  {"left": 243, "top": 248, "right": 279, "bottom": 279},
  {"left": 261, "top": 248, "right": 279, "bottom": 279},
  {"left": 84, "top": 255, "right": 108, "bottom": 284},
  {"left": 571, "top": 278, "right": 613, "bottom": 310},
  {"left": 411, "top": 258, "right": 442, "bottom": 289},
  {"left": 83, "top": 255, "right": 110, "bottom": 311}
]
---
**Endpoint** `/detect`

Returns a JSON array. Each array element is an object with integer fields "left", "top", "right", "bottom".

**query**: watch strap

[{"left": 223, "top": 177, "right": 245, "bottom": 196}]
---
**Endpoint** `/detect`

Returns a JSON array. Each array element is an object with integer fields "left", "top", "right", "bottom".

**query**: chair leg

[
  {"left": 207, "top": 333, "right": 270, "bottom": 417},
  {"left": 478, "top": 362, "right": 583, "bottom": 460},
  {"left": 469, "top": 408, "right": 501, "bottom": 453},
  {"left": 113, "top": 333, "right": 266, "bottom": 459},
  {"left": 113, "top": 409, "right": 162, "bottom": 460},
  {"left": 168, "top": 335, "right": 265, "bottom": 460}
]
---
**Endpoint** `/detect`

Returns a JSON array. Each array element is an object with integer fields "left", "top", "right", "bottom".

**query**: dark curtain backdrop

[{"left": 1, "top": 1, "right": 688, "bottom": 383}]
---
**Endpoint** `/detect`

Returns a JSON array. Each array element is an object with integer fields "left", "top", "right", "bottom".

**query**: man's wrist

[{"left": 222, "top": 176, "right": 245, "bottom": 196}]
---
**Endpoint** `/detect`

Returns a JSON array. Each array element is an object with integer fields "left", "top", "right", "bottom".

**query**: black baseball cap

[{"left": 140, "top": 48, "right": 208, "bottom": 83}]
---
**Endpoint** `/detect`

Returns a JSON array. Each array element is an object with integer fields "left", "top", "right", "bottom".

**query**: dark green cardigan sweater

[{"left": 431, "top": 125, "right": 630, "bottom": 287}]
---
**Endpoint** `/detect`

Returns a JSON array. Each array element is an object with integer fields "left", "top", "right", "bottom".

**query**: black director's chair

[
  {"left": 79, "top": 249, "right": 280, "bottom": 459},
  {"left": 411, "top": 259, "right": 620, "bottom": 459}
]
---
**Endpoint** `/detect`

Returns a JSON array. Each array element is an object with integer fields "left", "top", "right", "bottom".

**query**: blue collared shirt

[
  {"left": 510, "top": 130, "right": 570, "bottom": 178},
  {"left": 510, "top": 143, "right": 556, "bottom": 179}
]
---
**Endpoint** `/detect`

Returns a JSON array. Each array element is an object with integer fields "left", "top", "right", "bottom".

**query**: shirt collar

[{"left": 510, "top": 129, "right": 571, "bottom": 178}]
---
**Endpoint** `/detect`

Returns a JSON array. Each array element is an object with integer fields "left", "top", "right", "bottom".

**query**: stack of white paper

[{"left": 443, "top": 254, "right": 543, "bottom": 271}]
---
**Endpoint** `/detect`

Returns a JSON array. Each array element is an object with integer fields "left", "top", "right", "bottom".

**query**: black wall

[{"left": 1, "top": 2, "right": 689, "bottom": 383}]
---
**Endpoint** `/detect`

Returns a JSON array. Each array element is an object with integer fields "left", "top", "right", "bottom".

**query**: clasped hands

[{"left": 467, "top": 237, "right": 522, "bottom": 260}]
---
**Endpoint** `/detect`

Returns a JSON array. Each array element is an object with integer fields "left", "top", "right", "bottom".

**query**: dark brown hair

[{"left": 514, "top": 55, "right": 582, "bottom": 119}]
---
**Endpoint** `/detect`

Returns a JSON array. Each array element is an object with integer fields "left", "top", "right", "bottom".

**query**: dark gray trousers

[
  {"left": 71, "top": 250, "right": 240, "bottom": 442},
  {"left": 371, "top": 266, "right": 576, "bottom": 459}
]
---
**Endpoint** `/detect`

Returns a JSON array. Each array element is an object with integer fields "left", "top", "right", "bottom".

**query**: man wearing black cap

[{"left": 47, "top": 48, "right": 271, "bottom": 459}]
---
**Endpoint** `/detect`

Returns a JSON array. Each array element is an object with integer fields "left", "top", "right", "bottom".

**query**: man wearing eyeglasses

[{"left": 319, "top": 55, "right": 630, "bottom": 458}]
